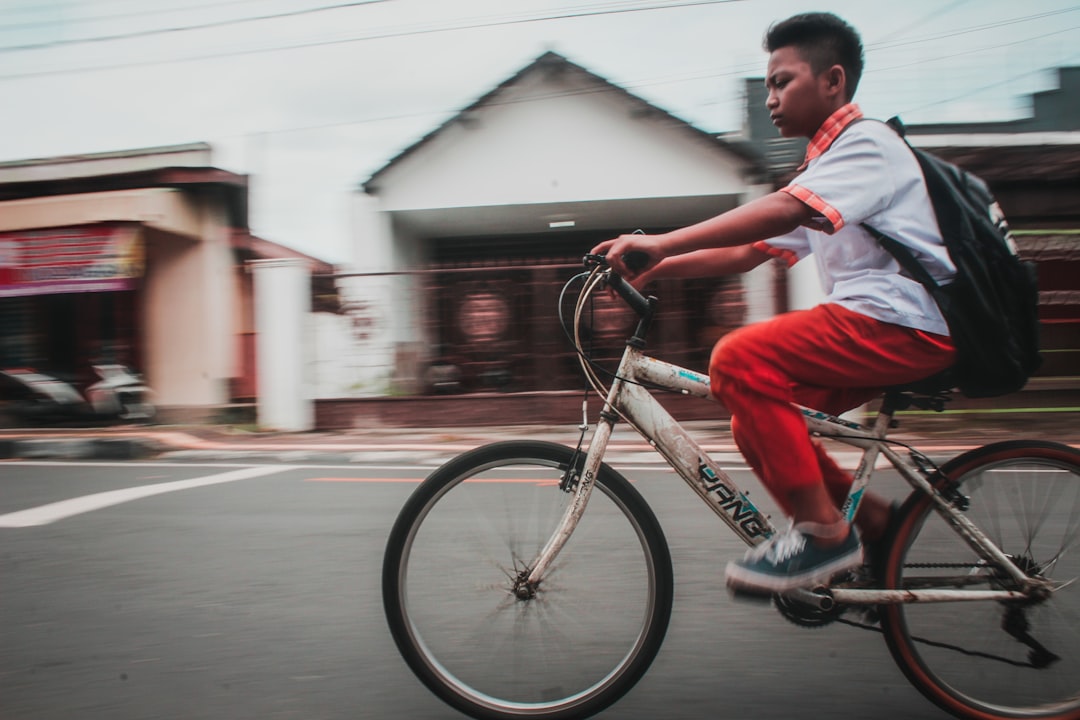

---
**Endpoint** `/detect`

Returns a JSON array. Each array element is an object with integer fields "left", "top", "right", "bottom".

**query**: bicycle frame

[{"left": 527, "top": 275, "right": 1043, "bottom": 607}]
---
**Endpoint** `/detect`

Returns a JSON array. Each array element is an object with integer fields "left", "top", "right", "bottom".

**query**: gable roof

[{"left": 362, "top": 51, "right": 762, "bottom": 192}]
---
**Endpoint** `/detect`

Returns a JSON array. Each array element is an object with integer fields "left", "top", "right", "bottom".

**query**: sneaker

[{"left": 725, "top": 524, "right": 863, "bottom": 596}]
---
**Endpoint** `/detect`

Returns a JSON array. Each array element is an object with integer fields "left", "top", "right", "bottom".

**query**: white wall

[
  {"left": 318, "top": 273, "right": 399, "bottom": 397},
  {"left": 342, "top": 58, "right": 769, "bottom": 396},
  {"left": 372, "top": 67, "right": 748, "bottom": 211}
]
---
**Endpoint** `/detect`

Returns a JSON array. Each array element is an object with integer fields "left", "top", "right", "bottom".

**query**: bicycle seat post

[{"left": 872, "top": 391, "right": 907, "bottom": 438}]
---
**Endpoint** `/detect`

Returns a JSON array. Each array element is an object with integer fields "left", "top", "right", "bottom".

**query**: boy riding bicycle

[{"left": 593, "top": 12, "right": 957, "bottom": 595}]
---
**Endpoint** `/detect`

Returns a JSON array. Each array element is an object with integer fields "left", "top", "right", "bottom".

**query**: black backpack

[{"left": 863, "top": 117, "right": 1042, "bottom": 398}]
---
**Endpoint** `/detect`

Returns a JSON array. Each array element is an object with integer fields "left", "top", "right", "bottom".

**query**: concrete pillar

[{"left": 252, "top": 258, "right": 313, "bottom": 431}]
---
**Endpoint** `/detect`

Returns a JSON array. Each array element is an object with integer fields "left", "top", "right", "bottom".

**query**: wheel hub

[{"left": 512, "top": 571, "right": 538, "bottom": 600}]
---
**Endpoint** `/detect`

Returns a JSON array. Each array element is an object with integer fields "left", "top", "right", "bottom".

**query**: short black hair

[{"left": 764, "top": 12, "right": 864, "bottom": 99}]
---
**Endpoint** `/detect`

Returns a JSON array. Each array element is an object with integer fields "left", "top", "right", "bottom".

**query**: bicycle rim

[
  {"left": 383, "top": 441, "right": 673, "bottom": 720},
  {"left": 882, "top": 441, "right": 1080, "bottom": 719}
]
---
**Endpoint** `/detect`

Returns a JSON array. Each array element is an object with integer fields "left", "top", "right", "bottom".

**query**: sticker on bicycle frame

[
  {"left": 677, "top": 368, "right": 709, "bottom": 386},
  {"left": 571, "top": 468, "right": 596, "bottom": 514},
  {"left": 698, "top": 460, "right": 768, "bottom": 538},
  {"left": 840, "top": 486, "right": 864, "bottom": 522},
  {"left": 801, "top": 407, "right": 863, "bottom": 431}
]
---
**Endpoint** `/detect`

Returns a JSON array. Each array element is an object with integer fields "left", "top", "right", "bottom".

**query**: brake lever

[
  {"left": 582, "top": 251, "right": 650, "bottom": 273},
  {"left": 582, "top": 253, "right": 608, "bottom": 269}
]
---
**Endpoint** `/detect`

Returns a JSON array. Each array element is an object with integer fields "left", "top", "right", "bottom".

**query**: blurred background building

[
  {"left": 0, "top": 54, "right": 1075, "bottom": 427},
  {"left": 0, "top": 145, "right": 332, "bottom": 423}
]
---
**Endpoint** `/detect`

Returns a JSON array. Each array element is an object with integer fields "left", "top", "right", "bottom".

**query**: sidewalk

[
  {"left": 1, "top": 411, "right": 1077, "bottom": 464},
  {"left": 0, "top": 422, "right": 683, "bottom": 464}
]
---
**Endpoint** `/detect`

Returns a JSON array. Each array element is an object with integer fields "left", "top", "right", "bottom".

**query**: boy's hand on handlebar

[{"left": 590, "top": 233, "right": 663, "bottom": 281}]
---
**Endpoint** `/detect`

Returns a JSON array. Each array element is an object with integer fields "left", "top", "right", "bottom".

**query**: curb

[{"left": 0, "top": 438, "right": 161, "bottom": 461}]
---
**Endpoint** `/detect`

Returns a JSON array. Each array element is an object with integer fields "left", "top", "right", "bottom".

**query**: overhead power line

[
  {"left": 0, "top": 0, "right": 392, "bottom": 52},
  {"left": 869, "top": 7, "right": 1080, "bottom": 52},
  {"left": 0, "top": 0, "right": 274, "bottom": 33},
  {"left": 873, "top": 24, "right": 1080, "bottom": 76},
  {"left": 224, "top": 19, "right": 1079, "bottom": 143},
  {"left": 898, "top": 47, "right": 1080, "bottom": 117},
  {"left": 0, "top": 0, "right": 745, "bottom": 79}
]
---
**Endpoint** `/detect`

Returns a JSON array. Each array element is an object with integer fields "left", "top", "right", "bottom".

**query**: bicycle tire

[
  {"left": 382, "top": 440, "right": 674, "bottom": 720},
  {"left": 880, "top": 440, "right": 1080, "bottom": 720}
]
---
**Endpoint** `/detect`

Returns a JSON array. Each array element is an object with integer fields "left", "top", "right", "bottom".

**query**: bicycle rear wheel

[
  {"left": 382, "top": 440, "right": 674, "bottom": 720},
  {"left": 881, "top": 440, "right": 1080, "bottom": 720}
]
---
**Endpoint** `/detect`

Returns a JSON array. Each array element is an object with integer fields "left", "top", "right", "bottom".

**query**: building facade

[
  {"left": 342, "top": 52, "right": 773, "bottom": 397},
  {"left": 0, "top": 144, "right": 333, "bottom": 423}
]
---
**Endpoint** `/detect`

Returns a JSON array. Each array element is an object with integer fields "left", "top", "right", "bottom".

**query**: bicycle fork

[
  {"left": 521, "top": 347, "right": 777, "bottom": 595},
  {"left": 518, "top": 398, "right": 617, "bottom": 597}
]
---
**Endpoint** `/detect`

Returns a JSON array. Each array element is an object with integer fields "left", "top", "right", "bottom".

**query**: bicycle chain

[{"left": 904, "top": 562, "right": 986, "bottom": 569}]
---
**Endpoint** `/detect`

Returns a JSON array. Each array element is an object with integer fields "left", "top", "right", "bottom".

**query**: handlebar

[{"left": 582, "top": 254, "right": 658, "bottom": 345}]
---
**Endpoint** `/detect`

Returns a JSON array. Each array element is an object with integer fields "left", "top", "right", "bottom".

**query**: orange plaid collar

[{"left": 798, "top": 103, "right": 863, "bottom": 170}]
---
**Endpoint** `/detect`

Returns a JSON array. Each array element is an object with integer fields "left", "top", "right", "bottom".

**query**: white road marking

[{"left": 0, "top": 465, "right": 293, "bottom": 528}]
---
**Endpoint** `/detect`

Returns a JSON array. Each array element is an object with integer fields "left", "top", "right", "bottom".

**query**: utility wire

[
  {"left": 869, "top": 7, "right": 1080, "bottom": 52},
  {"left": 0, "top": 0, "right": 735, "bottom": 51},
  {"left": 898, "top": 48, "right": 1080, "bottom": 117},
  {"left": 0, "top": 0, "right": 1072, "bottom": 133},
  {"left": 0, "top": 0, "right": 744, "bottom": 79},
  {"left": 874, "top": 24, "right": 1079, "bottom": 76},
  {"left": 869, "top": 0, "right": 971, "bottom": 44},
  {"left": 0, "top": 0, "right": 275, "bottom": 33},
  {"left": 211, "top": 15, "right": 1080, "bottom": 140},
  {"left": 0, "top": 1, "right": 1069, "bottom": 86},
  {"left": 0, "top": 0, "right": 392, "bottom": 52}
]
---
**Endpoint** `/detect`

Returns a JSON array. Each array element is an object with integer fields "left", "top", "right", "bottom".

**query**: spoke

[
  {"left": 1061, "top": 481, "right": 1080, "bottom": 563},
  {"left": 1052, "top": 576, "right": 1078, "bottom": 592},
  {"left": 977, "top": 472, "right": 1003, "bottom": 550}
]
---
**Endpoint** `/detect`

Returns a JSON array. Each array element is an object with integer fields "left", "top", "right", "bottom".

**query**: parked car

[{"left": 0, "top": 365, "right": 154, "bottom": 423}]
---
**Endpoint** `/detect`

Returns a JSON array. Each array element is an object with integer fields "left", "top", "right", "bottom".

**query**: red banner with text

[{"left": 0, "top": 224, "right": 144, "bottom": 298}]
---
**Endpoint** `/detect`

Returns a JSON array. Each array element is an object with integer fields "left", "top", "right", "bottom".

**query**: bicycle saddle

[{"left": 883, "top": 370, "right": 956, "bottom": 413}]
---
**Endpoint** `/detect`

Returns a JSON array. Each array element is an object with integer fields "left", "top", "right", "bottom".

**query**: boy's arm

[
  {"left": 592, "top": 190, "right": 812, "bottom": 280},
  {"left": 633, "top": 245, "right": 771, "bottom": 287}
]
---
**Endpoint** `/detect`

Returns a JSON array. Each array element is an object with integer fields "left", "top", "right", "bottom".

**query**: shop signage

[{"left": 0, "top": 224, "right": 144, "bottom": 297}]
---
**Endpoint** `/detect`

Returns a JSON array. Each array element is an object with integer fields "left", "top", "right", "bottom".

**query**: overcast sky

[{"left": 1, "top": 0, "right": 1077, "bottom": 264}]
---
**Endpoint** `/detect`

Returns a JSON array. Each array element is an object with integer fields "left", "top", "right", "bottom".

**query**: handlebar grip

[
  {"left": 606, "top": 271, "right": 654, "bottom": 319},
  {"left": 621, "top": 251, "right": 650, "bottom": 273}
]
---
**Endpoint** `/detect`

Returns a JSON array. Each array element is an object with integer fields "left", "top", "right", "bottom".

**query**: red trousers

[{"left": 709, "top": 303, "right": 955, "bottom": 516}]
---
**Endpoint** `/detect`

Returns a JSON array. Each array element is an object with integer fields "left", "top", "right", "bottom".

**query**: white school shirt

[{"left": 756, "top": 114, "right": 956, "bottom": 336}]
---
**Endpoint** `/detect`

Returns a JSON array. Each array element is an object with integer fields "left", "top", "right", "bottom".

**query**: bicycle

[{"left": 382, "top": 255, "right": 1080, "bottom": 720}]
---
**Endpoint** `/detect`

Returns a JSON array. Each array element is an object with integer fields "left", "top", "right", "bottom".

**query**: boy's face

[{"left": 765, "top": 45, "right": 844, "bottom": 138}]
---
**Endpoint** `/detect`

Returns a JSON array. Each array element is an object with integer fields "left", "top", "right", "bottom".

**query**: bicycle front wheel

[
  {"left": 881, "top": 440, "right": 1080, "bottom": 720},
  {"left": 382, "top": 440, "right": 674, "bottom": 720}
]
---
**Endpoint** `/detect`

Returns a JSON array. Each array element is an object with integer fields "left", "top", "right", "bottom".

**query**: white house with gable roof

[{"left": 328, "top": 52, "right": 773, "bottom": 397}]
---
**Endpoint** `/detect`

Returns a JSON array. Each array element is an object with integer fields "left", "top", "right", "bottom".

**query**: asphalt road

[{"left": 1, "top": 459, "right": 957, "bottom": 720}]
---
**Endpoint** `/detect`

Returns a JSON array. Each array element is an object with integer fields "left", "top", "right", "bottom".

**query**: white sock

[{"left": 794, "top": 519, "right": 851, "bottom": 542}]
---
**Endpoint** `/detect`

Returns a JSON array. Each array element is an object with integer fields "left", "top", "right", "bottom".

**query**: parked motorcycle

[{"left": 0, "top": 365, "right": 155, "bottom": 423}]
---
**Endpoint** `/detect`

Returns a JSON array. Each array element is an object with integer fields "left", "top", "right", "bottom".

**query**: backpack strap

[
  {"left": 861, "top": 224, "right": 941, "bottom": 293},
  {"left": 861, "top": 115, "right": 942, "bottom": 294}
]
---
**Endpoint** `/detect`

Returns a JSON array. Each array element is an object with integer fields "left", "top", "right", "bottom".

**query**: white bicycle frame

[{"left": 526, "top": 279, "right": 1042, "bottom": 607}]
